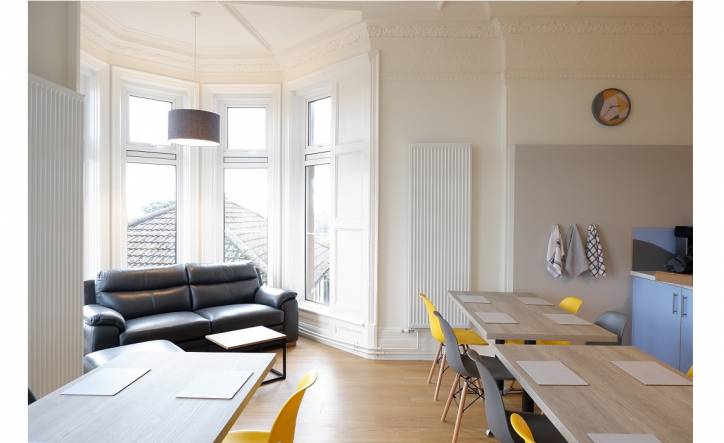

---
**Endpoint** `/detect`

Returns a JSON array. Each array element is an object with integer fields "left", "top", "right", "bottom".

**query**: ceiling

[{"left": 82, "top": 1, "right": 364, "bottom": 56}]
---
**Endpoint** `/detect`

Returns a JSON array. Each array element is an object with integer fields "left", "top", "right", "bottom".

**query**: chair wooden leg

[
  {"left": 451, "top": 379, "right": 468, "bottom": 443},
  {"left": 427, "top": 343, "right": 442, "bottom": 384},
  {"left": 441, "top": 373, "right": 460, "bottom": 422},
  {"left": 434, "top": 353, "right": 447, "bottom": 401}
]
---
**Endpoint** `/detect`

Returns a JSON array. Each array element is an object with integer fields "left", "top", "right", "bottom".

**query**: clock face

[{"left": 592, "top": 88, "right": 631, "bottom": 126}]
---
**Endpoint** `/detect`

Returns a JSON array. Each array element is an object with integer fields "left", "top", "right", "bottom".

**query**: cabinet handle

[
  {"left": 672, "top": 292, "right": 678, "bottom": 314},
  {"left": 681, "top": 294, "right": 688, "bottom": 318}
]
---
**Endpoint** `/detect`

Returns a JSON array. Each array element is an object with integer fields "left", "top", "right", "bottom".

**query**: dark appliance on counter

[{"left": 666, "top": 225, "right": 693, "bottom": 274}]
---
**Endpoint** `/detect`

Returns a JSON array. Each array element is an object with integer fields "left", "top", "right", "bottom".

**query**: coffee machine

[{"left": 669, "top": 225, "right": 693, "bottom": 274}]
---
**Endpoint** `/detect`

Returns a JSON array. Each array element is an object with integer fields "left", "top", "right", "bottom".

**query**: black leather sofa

[{"left": 83, "top": 262, "right": 298, "bottom": 354}]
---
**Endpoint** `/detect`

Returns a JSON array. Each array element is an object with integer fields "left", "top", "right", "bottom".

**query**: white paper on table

[
  {"left": 177, "top": 370, "right": 254, "bottom": 399},
  {"left": 516, "top": 360, "right": 588, "bottom": 385},
  {"left": 458, "top": 294, "right": 491, "bottom": 304},
  {"left": 544, "top": 313, "right": 592, "bottom": 325},
  {"left": 516, "top": 296, "right": 553, "bottom": 306},
  {"left": 610, "top": 361, "right": 692, "bottom": 386},
  {"left": 588, "top": 433, "right": 663, "bottom": 443},
  {"left": 61, "top": 368, "right": 151, "bottom": 396},
  {"left": 475, "top": 312, "right": 518, "bottom": 324}
]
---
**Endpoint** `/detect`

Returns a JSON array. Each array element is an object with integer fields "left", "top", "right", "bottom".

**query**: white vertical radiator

[
  {"left": 29, "top": 75, "right": 84, "bottom": 396},
  {"left": 409, "top": 143, "right": 471, "bottom": 328}
]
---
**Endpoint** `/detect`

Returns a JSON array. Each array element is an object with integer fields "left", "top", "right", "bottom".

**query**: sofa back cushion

[
  {"left": 95, "top": 264, "right": 191, "bottom": 320},
  {"left": 186, "top": 262, "right": 260, "bottom": 310}
]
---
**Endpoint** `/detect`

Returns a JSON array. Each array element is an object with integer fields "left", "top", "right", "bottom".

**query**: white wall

[{"left": 29, "top": 1, "right": 80, "bottom": 90}]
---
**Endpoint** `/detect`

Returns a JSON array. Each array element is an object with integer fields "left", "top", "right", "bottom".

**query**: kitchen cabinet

[{"left": 631, "top": 276, "right": 693, "bottom": 372}]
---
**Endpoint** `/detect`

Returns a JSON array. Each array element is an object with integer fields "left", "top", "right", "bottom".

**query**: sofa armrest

[
  {"left": 254, "top": 286, "right": 297, "bottom": 309},
  {"left": 83, "top": 304, "right": 126, "bottom": 332}
]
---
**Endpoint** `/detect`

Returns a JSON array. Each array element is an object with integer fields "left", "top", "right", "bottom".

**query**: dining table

[
  {"left": 29, "top": 351, "right": 275, "bottom": 443},
  {"left": 492, "top": 344, "right": 693, "bottom": 443},
  {"left": 449, "top": 291, "right": 619, "bottom": 344}
]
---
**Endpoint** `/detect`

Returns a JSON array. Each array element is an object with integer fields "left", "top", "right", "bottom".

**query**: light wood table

[
  {"left": 29, "top": 351, "right": 275, "bottom": 443},
  {"left": 449, "top": 291, "right": 618, "bottom": 344},
  {"left": 492, "top": 345, "right": 692, "bottom": 443},
  {"left": 207, "top": 326, "right": 287, "bottom": 384}
]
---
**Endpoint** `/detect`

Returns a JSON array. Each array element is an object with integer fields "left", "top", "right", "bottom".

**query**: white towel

[
  {"left": 546, "top": 224, "right": 565, "bottom": 278},
  {"left": 586, "top": 224, "right": 607, "bottom": 278},
  {"left": 563, "top": 224, "right": 588, "bottom": 278}
]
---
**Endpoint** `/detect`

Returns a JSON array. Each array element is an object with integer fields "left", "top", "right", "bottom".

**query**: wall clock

[{"left": 592, "top": 88, "right": 631, "bottom": 126}]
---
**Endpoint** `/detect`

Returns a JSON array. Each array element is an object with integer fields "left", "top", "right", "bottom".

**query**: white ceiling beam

[{"left": 219, "top": 2, "right": 272, "bottom": 52}]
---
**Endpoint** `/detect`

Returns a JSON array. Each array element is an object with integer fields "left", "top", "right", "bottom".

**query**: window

[
  {"left": 305, "top": 163, "right": 331, "bottom": 304},
  {"left": 126, "top": 162, "right": 177, "bottom": 267},
  {"left": 224, "top": 167, "right": 268, "bottom": 282},
  {"left": 308, "top": 97, "right": 331, "bottom": 147},
  {"left": 305, "top": 96, "right": 332, "bottom": 304},
  {"left": 123, "top": 92, "right": 180, "bottom": 268},
  {"left": 227, "top": 107, "right": 266, "bottom": 151},
  {"left": 128, "top": 95, "right": 172, "bottom": 146},
  {"left": 221, "top": 102, "right": 273, "bottom": 284}
]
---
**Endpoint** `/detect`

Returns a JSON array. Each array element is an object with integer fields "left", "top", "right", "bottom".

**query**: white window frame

[
  {"left": 303, "top": 91, "right": 334, "bottom": 306},
  {"left": 202, "top": 84, "right": 281, "bottom": 286},
  {"left": 111, "top": 67, "right": 198, "bottom": 268}
]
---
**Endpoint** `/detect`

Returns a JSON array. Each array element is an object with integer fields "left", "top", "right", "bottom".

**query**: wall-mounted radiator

[
  {"left": 409, "top": 143, "right": 471, "bottom": 328},
  {"left": 29, "top": 75, "right": 84, "bottom": 396}
]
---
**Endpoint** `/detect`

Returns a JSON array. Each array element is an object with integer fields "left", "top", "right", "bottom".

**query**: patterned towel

[
  {"left": 586, "top": 224, "right": 607, "bottom": 278},
  {"left": 546, "top": 224, "right": 565, "bottom": 278}
]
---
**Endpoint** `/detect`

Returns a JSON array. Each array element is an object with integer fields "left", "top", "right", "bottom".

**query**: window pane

[
  {"left": 308, "top": 97, "right": 331, "bottom": 147},
  {"left": 129, "top": 95, "right": 172, "bottom": 146},
  {"left": 126, "top": 162, "right": 177, "bottom": 267},
  {"left": 305, "top": 163, "right": 331, "bottom": 304},
  {"left": 227, "top": 107, "right": 266, "bottom": 151},
  {"left": 224, "top": 168, "right": 268, "bottom": 283}
]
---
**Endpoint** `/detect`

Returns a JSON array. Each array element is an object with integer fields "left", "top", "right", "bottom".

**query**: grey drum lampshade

[{"left": 167, "top": 109, "right": 220, "bottom": 147}]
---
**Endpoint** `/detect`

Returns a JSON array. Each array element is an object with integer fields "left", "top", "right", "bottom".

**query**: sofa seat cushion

[
  {"left": 120, "top": 312, "right": 210, "bottom": 345},
  {"left": 83, "top": 339, "right": 183, "bottom": 373},
  {"left": 195, "top": 304, "right": 283, "bottom": 334}
]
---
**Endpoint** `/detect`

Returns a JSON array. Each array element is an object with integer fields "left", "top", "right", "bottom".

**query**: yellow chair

[
  {"left": 510, "top": 413, "right": 536, "bottom": 443},
  {"left": 687, "top": 366, "right": 693, "bottom": 379},
  {"left": 419, "top": 293, "right": 487, "bottom": 400},
  {"left": 223, "top": 372, "right": 318, "bottom": 443},
  {"left": 538, "top": 296, "right": 584, "bottom": 346}
]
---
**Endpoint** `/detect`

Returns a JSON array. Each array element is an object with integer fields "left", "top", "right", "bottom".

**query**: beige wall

[
  {"left": 372, "top": 32, "right": 506, "bottom": 338},
  {"left": 29, "top": 1, "right": 80, "bottom": 90},
  {"left": 512, "top": 145, "right": 692, "bottom": 343}
]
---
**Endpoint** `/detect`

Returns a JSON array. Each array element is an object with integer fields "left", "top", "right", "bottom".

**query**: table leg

[
  {"left": 521, "top": 339, "right": 536, "bottom": 410},
  {"left": 262, "top": 340, "right": 287, "bottom": 385}
]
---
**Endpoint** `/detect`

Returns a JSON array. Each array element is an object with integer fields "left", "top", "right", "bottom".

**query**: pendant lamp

[{"left": 168, "top": 11, "right": 220, "bottom": 147}]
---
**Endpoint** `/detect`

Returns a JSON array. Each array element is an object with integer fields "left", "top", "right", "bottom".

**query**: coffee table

[{"left": 206, "top": 326, "right": 287, "bottom": 385}]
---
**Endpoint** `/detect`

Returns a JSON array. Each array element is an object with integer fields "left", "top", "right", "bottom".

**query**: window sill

[{"left": 298, "top": 302, "right": 365, "bottom": 327}]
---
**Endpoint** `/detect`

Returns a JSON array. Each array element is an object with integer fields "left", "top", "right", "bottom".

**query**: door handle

[
  {"left": 681, "top": 294, "right": 688, "bottom": 318},
  {"left": 672, "top": 292, "right": 678, "bottom": 315}
]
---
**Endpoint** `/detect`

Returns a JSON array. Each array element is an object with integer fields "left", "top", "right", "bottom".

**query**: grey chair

[
  {"left": 434, "top": 311, "right": 513, "bottom": 443},
  {"left": 589, "top": 310, "right": 628, "bottom": 345},
  {"left": 469, "top": 349, "right": 566, "bottom": 443}
]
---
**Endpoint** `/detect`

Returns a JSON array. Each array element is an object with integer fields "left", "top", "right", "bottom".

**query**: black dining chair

[
  {"left": 434, "top": 311, "right": 514, "bottom": 443},
  {"left": 468, "top": 349, "right": 566, "bottom": 443},
  {"left": 589, "top": 311, "right": 628, "bottom": 345}
]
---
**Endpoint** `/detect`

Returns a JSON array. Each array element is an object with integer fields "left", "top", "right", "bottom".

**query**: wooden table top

[
  {"left": 492, "top": 345, "right": 692, "bottom": 443},
  {"left": 450, "top": 291, "right": 618, "bottom": 343},
  {"left": 29, "top": 351, "right": 275, "bottom": 443},
  {"left": 207, "top": 325, "right": 286, "bottom": 350}
]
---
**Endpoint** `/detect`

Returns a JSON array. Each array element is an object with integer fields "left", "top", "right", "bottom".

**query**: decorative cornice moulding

[
  {"left": 366, "top": 21, "right": 500, "bottom": 39},
  {"left": 381, "top": 71, "right": 503, "bottom": 82},
  {"left": 499, "top": 17, "right": 692, "bottom": 35},
  {"left": 277, "top": 22, "right": 371, "bottom": 71},
  {"left": 505, "top": 70, "right": 692, "bottom": 81}
]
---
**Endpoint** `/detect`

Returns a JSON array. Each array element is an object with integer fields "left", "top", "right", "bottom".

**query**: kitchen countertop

[{"left": 630, "top": 270, "right": 693, "bottom": 289}]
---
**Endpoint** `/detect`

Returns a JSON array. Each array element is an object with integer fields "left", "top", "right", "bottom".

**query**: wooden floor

[{"left": 232, "top": 338, "right": 523, "bottom": 442}]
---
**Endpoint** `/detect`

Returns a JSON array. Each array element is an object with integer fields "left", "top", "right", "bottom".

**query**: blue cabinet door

[
  {"left": 632, "top": 277, "right": 682, "bottom": 368},
  {"left": 679, "top": 288, "right": 693, "bottom": 372}
]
